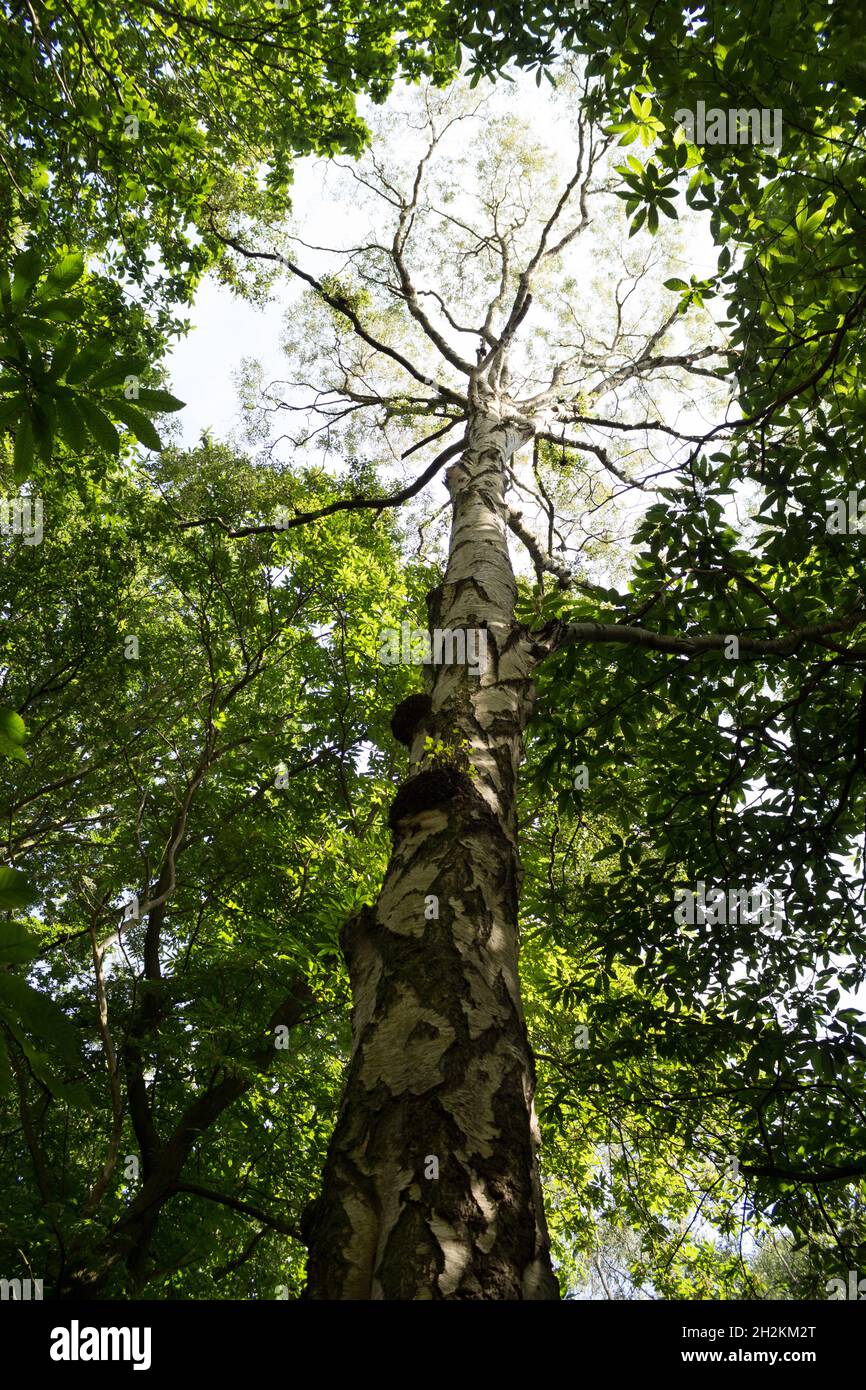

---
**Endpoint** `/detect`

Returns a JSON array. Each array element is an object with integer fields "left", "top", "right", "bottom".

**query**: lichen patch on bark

[{"left": 359, "top": 984, "right": 455, "bottom": 1096}]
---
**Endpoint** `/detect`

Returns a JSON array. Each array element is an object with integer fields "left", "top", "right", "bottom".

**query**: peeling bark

[{"left": 304, "top": 407, "right": 559, "bottom": 1300}]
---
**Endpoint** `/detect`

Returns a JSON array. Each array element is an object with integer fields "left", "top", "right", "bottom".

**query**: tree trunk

[{"left": 304, "top": 407, "right": 559, "bottom": 1299}]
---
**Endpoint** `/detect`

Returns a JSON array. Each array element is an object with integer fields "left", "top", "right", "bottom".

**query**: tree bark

[{"left": 304, "top": 407, "right": 559, "bottom": 1299}]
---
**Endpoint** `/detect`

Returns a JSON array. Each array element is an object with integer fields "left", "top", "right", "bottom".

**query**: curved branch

[
  {"left": 506, "top": 506, "right": 574, "bottom": 589},
  {"left": 211, "top": 227, "right": 467, "bottom": 409},
  {"left": 742, "top": 1162, "right": 866, "bottom": 1184},
  {"left": 176, "top": 437, "right": 466, "bottom": 538}
]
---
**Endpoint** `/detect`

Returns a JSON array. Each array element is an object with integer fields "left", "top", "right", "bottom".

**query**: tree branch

[
  {"left": 211, "top": 227, "right": 467, "bottom": 408},
  {"left": 175, "top": 437, "right": 466, "bottom": 538},
  {"left": 174, "top": 1182, "right": 302, "bottom": 1240},
  {"left": 506, "top": 506, "right": 573, "bottom": 589},
  {"left": 741, "top": 1161, "right": 866, "bottom": 1184},
  {"left": 543, "top": 611, "right": 866, "bottom": 660}
]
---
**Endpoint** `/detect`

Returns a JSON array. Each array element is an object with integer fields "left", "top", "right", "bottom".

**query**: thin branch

[
  {"left": 211, "top": 227, "right": 467, "bottom": 409},
  {"left": 741, "top": 1162, "right": 866, "bottom": 1183},
  {"left": 506, "top": 507, "right": 574, "bottom": 589},
  {"left": 174, "top": 1183, "right": 302, "bottom": 1240},
  {"left": 175, "top": 437, "right": 466, "bottom": 538},
  {"left": 82, "top": 921, "right": 124, "bottom": 1216}
]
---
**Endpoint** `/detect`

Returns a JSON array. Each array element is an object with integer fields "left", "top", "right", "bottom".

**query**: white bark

[{"left": 304, "top": 406, "right": 558, "bottom": 1300}]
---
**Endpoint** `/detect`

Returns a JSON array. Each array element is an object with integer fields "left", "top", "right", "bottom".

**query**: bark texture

[{"left": 304, "top": 407, "right": 559, "bottom": 1299}]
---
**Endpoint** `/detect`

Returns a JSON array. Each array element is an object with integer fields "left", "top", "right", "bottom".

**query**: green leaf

[
  {"left": 0, "top": 711, "right": 27, "bottom": 769},
  {"left": 629, "top": 208, "right": 647, "bottom": 236},
  {"left": 48, "top": 332, "right": 78, "bottom": 382},
  {"left": 35, "top": 296, "right": 85, "bottom": 324},
  {"left": 54, "top": 394, "right": 89, "bottom": 453},
  {"left": 0, "top": 974, "right": 79, "bottom": 1061},
  {"left": 46, "top": 251, "right": 85, "bottom": 290},
  {"left": 0, "top": 922, "right": 43, "bottom": 965},
  {"left": 0, "top": 394, "right": 25, "bottom": 432},
  {"left": 104, "top": 398, "right": 163, "bottom": 451},
  {"left": 87, "top": 356, "right": 149, "bottom": 388},
  {"left": 0, "top": 867, "right": 37, "bottom": 911},
  {"left": 75, "top": 397, "right": 121, "bottom": 454},
  {"left": 65, "top": 341, "right": 114, "bottom": 385},
  {"left": 0, "top": 709, "right": 26, "bottom": 750},
  {"left": 16, "top": 317, "right": 57, "bottom": 349},
  {"left": 10, "top": 248, "right": 41, "bottom": 305},
  {"left": 30, "top": 398, "right": 55, "bottom": 464},
  {"left": 13, "top": 414, "right": 35, "bottom": 482},
  {"left": 132, "top": 388, "right": 185, "bottom": 413}
]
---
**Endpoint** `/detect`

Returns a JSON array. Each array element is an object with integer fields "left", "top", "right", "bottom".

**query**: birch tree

[{"left": 210, "top": 77, "right": 739, "bottom": 1299}]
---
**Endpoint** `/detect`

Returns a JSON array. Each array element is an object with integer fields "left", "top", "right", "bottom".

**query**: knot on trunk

[
  {"left": 388, "top": 766, "right": 475, "bottom": 832},
  {"left": 390, "top": 693, "right": 433, "bottom": 747}
]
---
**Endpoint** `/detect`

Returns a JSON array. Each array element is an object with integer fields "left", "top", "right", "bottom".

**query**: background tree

[
  {"left": 448, "top": 0, "right": 866, "bottom": 1288},
  {"left": 0, "top": 0, "right": 467, "bottom": 319},
  {"left": 0, "top": 440, "right": 427, "bottom": 1297}
]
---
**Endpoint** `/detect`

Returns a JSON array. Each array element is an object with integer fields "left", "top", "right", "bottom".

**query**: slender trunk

[{"left": 304, "top": 408, "right": 558, "bottom": 1299}]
